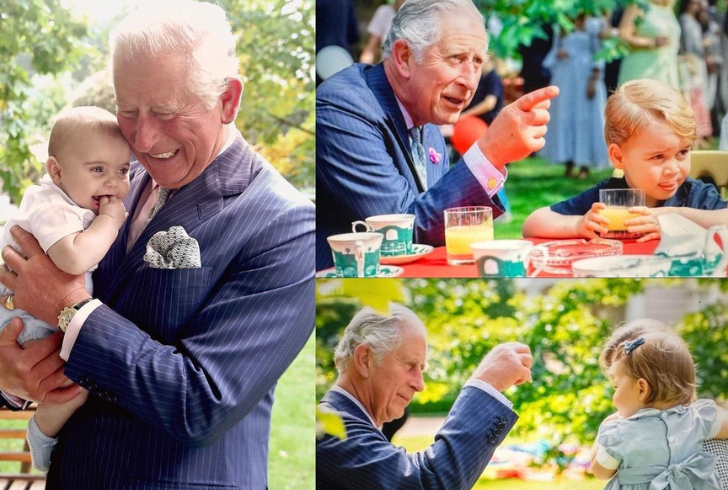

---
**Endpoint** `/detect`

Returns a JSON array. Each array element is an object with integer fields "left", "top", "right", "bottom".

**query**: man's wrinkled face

[
  {"left": 404, "top": 12, "right": 487, "bottom": 125},
  {"left": 114, "top": 53, "right": 230, "bottom": 189},
  {"left": 367, "top": 323, "right": 427, "bottom": 426}
]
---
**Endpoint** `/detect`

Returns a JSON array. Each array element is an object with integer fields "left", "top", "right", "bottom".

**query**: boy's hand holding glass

[
  {"left": 620, "top": 206, "right": 660, "bottom": 242},
  {"left": 577, "top": 202, "right": 610, "bottom": 239}
]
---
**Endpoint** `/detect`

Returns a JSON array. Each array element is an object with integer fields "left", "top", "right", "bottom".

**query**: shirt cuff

[
  {"left": 464, "top": 379, "right": 513, "bottom": 409},
  {"left": 60, "top": 299, "right": 102, "bottom": 361},
  {"left": 596, "top": 444, "right": 621, "bottom": 470},
  {"left": 462, "top": 144, "right": 507, "bottom": 197},
  {"left": 0, "top": 390, "right": 28, "bottom": 409}
]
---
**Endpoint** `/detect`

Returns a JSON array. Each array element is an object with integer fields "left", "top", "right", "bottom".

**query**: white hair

[
  {"left": 382, "top": 0, "right": 486, "bottom": 63},
  {"left": 333, "top": 304, "right": 426, "bottom": 373},
  {"left": 109, "top": 1, "right": 239, "bottom": 110}
]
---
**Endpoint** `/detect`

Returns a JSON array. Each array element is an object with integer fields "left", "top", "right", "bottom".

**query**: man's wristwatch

[{"left": 57, "top": 298, "right": 94, "bottom": 333}]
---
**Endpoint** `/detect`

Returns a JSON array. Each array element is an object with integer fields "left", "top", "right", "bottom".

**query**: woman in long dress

[
  {"left": 540, "top": 14, "right": 609, "bottom": 179},
  {"left": 618, "top": 0, "right": 680, "bottom": 88}
]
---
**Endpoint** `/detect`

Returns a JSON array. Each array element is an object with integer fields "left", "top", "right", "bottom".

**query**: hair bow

[{"left": 623, "top": 337, "right": 645, "bottom": 355}]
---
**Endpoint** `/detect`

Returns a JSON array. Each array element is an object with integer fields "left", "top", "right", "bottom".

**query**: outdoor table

[{"left": 395, "top": 238, "right": 660, "bottom": 278}]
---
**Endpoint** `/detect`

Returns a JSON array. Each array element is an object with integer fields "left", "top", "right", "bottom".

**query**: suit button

[
  {"left": 108, "top": 393, "right": 117, "bottom": 403},
  {"left": 488, "top": 435, "right": 496, "bottom": 443},
  {"left": 497, "top": 421, "right": 506, "bottom": 429}
]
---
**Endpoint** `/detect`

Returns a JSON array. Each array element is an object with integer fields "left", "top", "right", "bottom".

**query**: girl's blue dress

[{"left": 595, "top": 399, "right": 722, "bottom": 489}]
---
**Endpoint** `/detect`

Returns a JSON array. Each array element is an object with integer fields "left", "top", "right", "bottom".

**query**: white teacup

[
  {"left": 471, "top": 240, "right": 544, "bottom": 277},
  {"left": 352, "top": 214, "right": 415, "bottom": 257},
  {"left": 327, "top": 232, "right": 383, "bottom": 278}
]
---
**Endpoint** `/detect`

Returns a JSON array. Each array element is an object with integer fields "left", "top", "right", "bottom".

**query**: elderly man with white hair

[
  {"left": 316, "top": 0, "right": 559, "bottom": 269},
  {"left": 0, "top": 1, "right": 314, "bottom": 488},
  {"left": 317, "top": 304, "right": 533, "bottom": 490}
]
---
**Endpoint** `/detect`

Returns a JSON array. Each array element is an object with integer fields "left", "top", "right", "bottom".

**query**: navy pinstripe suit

[
  {"left": 45, "top": 136, "right": 315, "bottom": 489},
  {"left": 316, "top": 387, "right": 517, "bottom": 490},
  {"left": 316, "top": 63, "right": 503, "bottom": 269}
]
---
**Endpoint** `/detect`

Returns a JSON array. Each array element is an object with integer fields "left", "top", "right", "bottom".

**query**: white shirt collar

[
  {"left": 331, "top": 385, "right": 379, "bottom": 428},
  {"left": 395, "top": 96, "right": 415, "bottom": 131}
]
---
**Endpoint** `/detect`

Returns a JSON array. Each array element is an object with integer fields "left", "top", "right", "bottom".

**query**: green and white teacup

[
  {"left": 352, "top": 214, "right": 415, "bottom": 257},
  {"left": 471, "top": 240, "right": 543, "bottom": 277},
  {"left": 657, "top": 225, "right": 728, "bottom": 277},
  {"left": 327, "top": 232, "right": 383, "bottom": 278}
]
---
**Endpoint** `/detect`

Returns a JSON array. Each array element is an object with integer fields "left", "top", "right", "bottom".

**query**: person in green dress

[{"left": 618, "top": 0, "right": 680, "bottom": 89}]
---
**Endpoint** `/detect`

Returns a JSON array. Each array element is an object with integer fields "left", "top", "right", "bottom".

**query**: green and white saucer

[{"left": 380, "top": 244, "right": 434, "bottom": 265}]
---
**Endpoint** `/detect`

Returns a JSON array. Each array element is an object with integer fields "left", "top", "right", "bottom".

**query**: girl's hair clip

[{"left": 623, "top": 337, "right": 645, "bottom": 355}]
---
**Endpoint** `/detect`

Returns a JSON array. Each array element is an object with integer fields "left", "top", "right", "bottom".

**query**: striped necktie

[
  {"left": 147, "top": 187, "right": 173, "bottom": 222},
  {"left": 408, "top": 126, "right": 428, "bottom": 190}
]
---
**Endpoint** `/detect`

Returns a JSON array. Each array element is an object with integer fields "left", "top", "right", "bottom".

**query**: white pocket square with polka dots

[{"left": 144, "top": 226, "right": 201, "bottom": 269}]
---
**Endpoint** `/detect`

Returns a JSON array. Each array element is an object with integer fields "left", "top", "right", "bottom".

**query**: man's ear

[
  {"left": 637, "top": 378, "right": 651, "bottom": 402},
  {"left": 390, "top": 39, "right": 414, "bottom": 80},
  {"left": 46, "top": 157, "right": 63, "bottom": 186},
  {"left": 608, "top": 143, "right": 625, "bottom": 170},
  {"left": 220, "top": 77, "right": 244, "bottom": 124},
  {"left": 353, "top": 344, "right": 372, "bottom": 379}
]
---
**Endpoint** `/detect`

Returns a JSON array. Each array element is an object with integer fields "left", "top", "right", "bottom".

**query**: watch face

[{"left": 58, "top": 307, "right": 76, "bottom": 331}]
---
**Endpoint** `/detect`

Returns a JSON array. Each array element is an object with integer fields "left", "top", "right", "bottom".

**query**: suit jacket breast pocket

[{"left": 123, "top": 267, "right": 214, "bottom": 342}]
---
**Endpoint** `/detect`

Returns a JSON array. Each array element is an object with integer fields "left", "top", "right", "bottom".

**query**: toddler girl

[{"left": 590, "top": 319, "right": 728, "bottom": 489}]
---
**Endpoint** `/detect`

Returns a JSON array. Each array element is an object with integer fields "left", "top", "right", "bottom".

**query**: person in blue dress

[
  {"left": 540, "top": 13, "right": 610, "bottom": 179},
  {"left": 589, "top": 319, "right": 728, "bottom": 490},
  {"left": 523, "top": 79, "right": 727, "bottom": 241}
]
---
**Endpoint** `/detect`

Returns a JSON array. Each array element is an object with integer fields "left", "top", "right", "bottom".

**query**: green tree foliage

[
  {"left": 475, "top": 0, "right": 649, "bottom": 60},
  {"left": 220, "top": 0, "right": 315, "bottom": 191},
  {"left": 0, "top": 0, "right": 87, "bottom": 203},
  {"left": 316, "top": 279, "right": 728, "bottom": 450}
]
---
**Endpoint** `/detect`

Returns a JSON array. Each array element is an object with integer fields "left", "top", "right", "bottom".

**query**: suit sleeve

[
  {"left": 62, "top": 201, "right": 315, "bottom": 447},
  {"left": 316, "top": 387, "right": 517, "bottom": 490},
  {"left": 317, "top": 91, "right": 497, "bottom": 247}
]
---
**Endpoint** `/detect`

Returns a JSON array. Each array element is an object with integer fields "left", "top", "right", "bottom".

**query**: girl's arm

[
  {"left": 716, "top": 406, "right": 728, "bottom": 438},
  {"left": 589, "top": 442, "right": 619, "bottom": 480}
]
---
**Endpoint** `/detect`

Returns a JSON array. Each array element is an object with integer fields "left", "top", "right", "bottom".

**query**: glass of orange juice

[
  {"left": 598, "top": 189, "right": 645, "bottom": 239},
  {"left": 444, "top": 206, "right": 494, "bottom": 265}
]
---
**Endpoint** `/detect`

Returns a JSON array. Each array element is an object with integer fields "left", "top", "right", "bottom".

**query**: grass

[
  {"left": 269, "top": 332, "right": 315, "bottom": 490},
  {"left": 494, "top": 156, "right": 614, "bottom": 239},
  {"left": 0, "top": 334, "right": 316, "bottom": 490},
  {"left": 393, "top": 432, "right": 603, "bottom": 490}
]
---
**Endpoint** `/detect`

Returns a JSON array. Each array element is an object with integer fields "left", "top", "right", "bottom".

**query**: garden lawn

[
  {"left": 394, "top": 432, "right": 604, "bottom": 490},
  {"left": 494, "top": 156, "right": 614, "bottom": 239},
  {"left": 269, "top": 332, "right": 315, "bottom": 490}
]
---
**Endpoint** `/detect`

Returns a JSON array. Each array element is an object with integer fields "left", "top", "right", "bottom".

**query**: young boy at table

[{"left": 522, "top": 79, "right": 727, "bottom": 241}]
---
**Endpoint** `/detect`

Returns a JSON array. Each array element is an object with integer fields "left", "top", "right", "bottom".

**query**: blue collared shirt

[{"left": 551, "top": 177, "right": 727, "bottom": 216}]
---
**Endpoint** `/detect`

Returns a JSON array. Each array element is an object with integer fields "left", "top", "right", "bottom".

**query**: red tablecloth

[{"left": 396, "top": 238, "right": 660, "bottom": 278}]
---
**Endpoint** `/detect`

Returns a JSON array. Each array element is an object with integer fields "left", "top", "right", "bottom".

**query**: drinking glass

[
  {"left": 444, "top": 206, "right": 493, "bottom": 265},
  {"left": 598, "top": 189, "right": 645, "bottom": 239}
]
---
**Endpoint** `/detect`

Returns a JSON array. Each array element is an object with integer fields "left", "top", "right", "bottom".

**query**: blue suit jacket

[
  {"left": 316, "top": 387, "right": 517, "bottom": 490},
  {"left": 46, "top": 136, "right": 315, "bottom": 489},
  {"left": 316, "top": 63, "right": 502, "bottom": 269}
]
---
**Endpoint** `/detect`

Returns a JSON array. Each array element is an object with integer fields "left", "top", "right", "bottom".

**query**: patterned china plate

[
  {"left": 380, "top": 244, "right": 434, "bottom": 265},
  {"left": 315, "top": 265, "right": 404, "bottom": 278}
]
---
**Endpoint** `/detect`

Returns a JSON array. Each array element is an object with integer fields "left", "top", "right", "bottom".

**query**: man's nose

[
  {"left": 134, "top": 114, "right": 161, "bottom": 153},
  {"left": 459, "top": 63, "right": 479, "bottom": 91},
  {"left": 412, "top": 368, "right": 425, "bottom": 392}
]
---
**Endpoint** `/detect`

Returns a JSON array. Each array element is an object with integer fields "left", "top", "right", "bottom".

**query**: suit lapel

[
  {"left": 366, "top": 63, "right": 426, "bottom": 193},
  {"left": 100, "top": 138, "right": 252, "bottom": 302}
]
